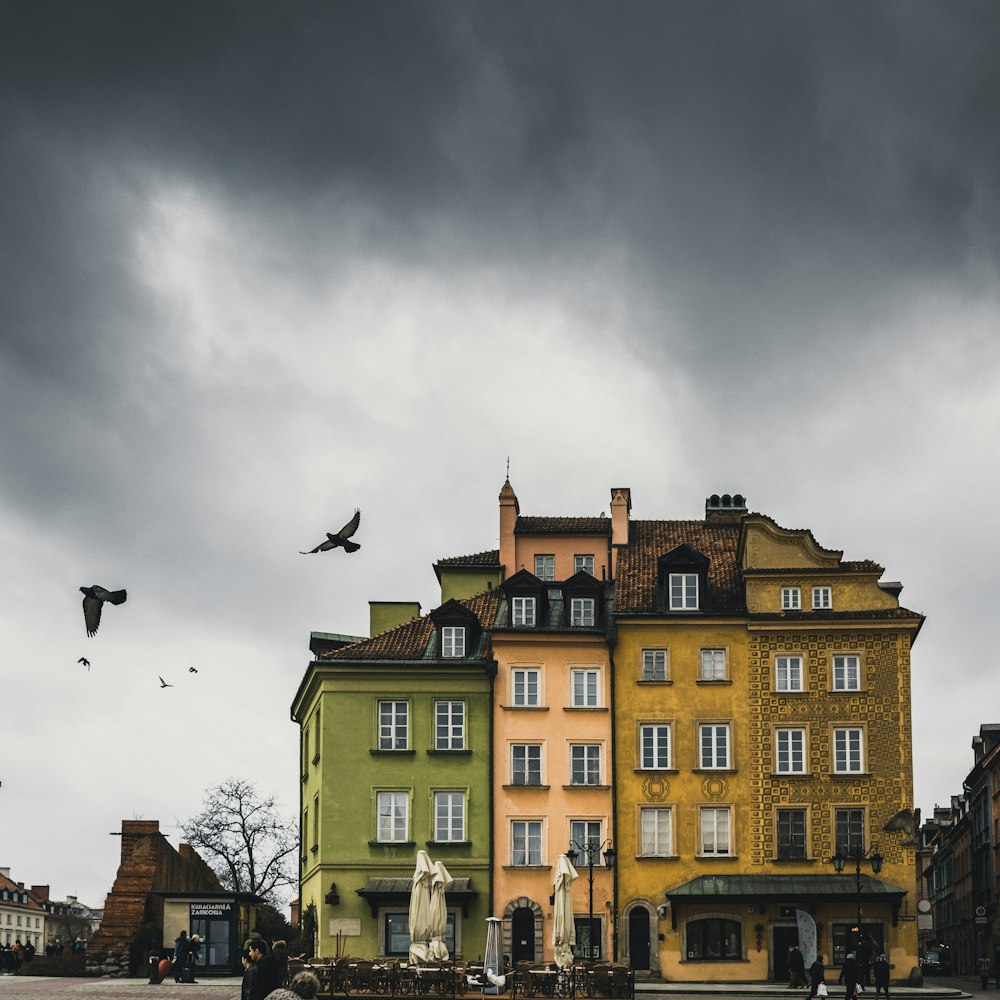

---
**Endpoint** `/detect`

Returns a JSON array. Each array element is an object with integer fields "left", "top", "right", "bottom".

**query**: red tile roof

[
  {"left": 435, "top": 550, "right": 500, "bottom": 567},
  {"left": 516, "top": 516, "right": 611, "bottom": 534},
  {"left": 615, "top": 519, "right": 744, "bottom": 613},
  {"left": 320, "top": 590, "right": 502, "bottom": 661}
]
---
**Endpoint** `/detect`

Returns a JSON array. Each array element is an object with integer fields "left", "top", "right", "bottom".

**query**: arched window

[{"left": 686, "top": 917, "right": 742, "bottom": 961}]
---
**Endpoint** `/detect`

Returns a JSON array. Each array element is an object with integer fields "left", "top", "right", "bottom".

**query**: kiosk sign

[{"left": 190, "top": 901, "right": 233, "bottom": 918}]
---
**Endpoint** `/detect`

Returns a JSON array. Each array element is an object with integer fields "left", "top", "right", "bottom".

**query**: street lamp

[
  {"left": 830, "top": 845, "right": 884, "bottom": 948},
  {"left": 567, "top": 839, "right": 616, "bottom": 960}
]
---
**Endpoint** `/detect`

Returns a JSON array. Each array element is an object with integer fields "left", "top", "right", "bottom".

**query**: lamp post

[
  {"left": 830, "top": 845, "right": 884, "bottom": 951},
  {"left": 567, "top": 839, "right": 615, "bottom": 960}
]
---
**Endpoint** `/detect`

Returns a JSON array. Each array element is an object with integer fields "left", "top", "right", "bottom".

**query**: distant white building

[{"left": 0, "top": 868, "right": 45, "bottom": 950}]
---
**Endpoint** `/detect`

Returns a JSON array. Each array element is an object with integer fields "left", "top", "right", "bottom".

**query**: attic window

[
  {"left": 571, "top": 597, "right": 595, "bottom": 627},
  {"left": 669, "top": 573, "right": 699, "bottom": 610},
  {"left": 442, "top": 626, "right": 465, "bottom": 657},
  {"left": 512, "top": 597, "right": 536, "bottom": 627}
]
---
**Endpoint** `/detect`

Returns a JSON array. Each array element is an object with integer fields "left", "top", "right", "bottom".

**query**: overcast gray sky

[{"left": 2, "top": 1, "right": 999, "bottom": 909}]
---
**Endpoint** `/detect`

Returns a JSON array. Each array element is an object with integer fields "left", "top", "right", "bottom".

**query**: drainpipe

[
  {"left": 607, "top": 622, "right": 620, "bottom": 962},
  {"left": 487, "top": 648, "right": 498, "bottom": 921}
]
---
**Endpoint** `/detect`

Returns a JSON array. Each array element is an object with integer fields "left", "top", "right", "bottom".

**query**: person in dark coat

[
  {"left": 839, "top": 952, "right": 861, "bottom": 1000},
  {"left": 809, "top": 954, "right": 827, "bottom": 998},
  {"left": 249, "top": 939, "right": 282, "bottom": 1000},
  {"left": 789, "top": 946, "right": 807, "bottom": 988},
  {"left": 173, "top": 931, "right": 189, "bottom": 983},
  {"left": 873, "top": 954, "right": 890, "bottom": 999},
  {"left": 271, "top": 939, "right": 290, "bottom": 987},
  {"left": 241, "top": 948, "right": 257, "bottom": 1000}
]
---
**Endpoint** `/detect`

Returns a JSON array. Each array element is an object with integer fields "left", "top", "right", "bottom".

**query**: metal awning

[
  {"left": 355, "top": 877, "right": 477, "bottom": 918},
  {"left": 665, "top": 874, "right": 908, "bottom": 929}
]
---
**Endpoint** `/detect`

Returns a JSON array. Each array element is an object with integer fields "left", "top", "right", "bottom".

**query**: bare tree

[{"left": 181, "top": 778, "right": 298, "bottom": 904}]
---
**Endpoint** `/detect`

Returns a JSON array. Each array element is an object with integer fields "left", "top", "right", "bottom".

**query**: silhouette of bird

[
  {"left": 78, "top": 657, "right": 90, "bottom": 670},
  {"left": 189, "top": 667, "right": 198, "bottom": 673},
  {"left": 300, "top": 509, "right": 361, "bottom": 554},
  {"left": 80, "top": 585, "right": 127, "bottom": 637},
  {"left": 158, "top": 676, "right": 172, "bottom": 688}
]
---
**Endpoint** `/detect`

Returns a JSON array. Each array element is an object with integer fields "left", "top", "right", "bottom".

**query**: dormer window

[
  {"left": 442, "top": 626, "right": 465, "bottom": 657},
  {"left": 571, "top": 597, "right": 595, "bottom": 627},
  {"left": 669, "top": 573, "right": 699, "bottom": 610},
  {"left": 512, "top": 597, "right": 536, "bottom": 627}
]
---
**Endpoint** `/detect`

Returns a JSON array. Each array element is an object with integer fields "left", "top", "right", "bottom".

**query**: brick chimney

[
  {"left": 705, "top": 493, "right": 747, "bottom": 524},
  {"left": 499, "top": 479, "right": 519, "bottom": 581},
  {"left": 30, "top": 885, "right": 49, "bottom": 902},
  {"left": 610, "top": 488, "right": 631, "bottom": 578}
]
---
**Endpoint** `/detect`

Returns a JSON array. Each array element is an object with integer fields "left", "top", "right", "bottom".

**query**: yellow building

[{"left": 613, "top": 493, "right": 923, "bottom": 983}]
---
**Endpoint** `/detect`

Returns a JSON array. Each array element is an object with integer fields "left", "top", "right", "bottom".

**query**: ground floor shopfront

[
  {"left": 154, "top": 892, "right": 258, "bottom": 976},
  {"left": 615, "top": 875, "right": 918, "bottom": 983}
]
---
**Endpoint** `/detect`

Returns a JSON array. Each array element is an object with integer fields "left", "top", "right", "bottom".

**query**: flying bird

[
  {"left": 300, "top": 509, "right": 362, "bottom": 554},
  {"left": 189, "top": 667, "right": 198, "bottom": 674},
  {"left": 80, "top": 585, "right": 127, "bottom": 637},
  {"left": 158, "top": 676, "right": 172, "bottom": 688},
  {"left": 78, "top": 657, "right": 90, "bottom": 670}
]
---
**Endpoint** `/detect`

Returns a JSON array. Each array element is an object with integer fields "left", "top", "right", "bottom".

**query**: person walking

[
  {"left": 173, "top": 930, "right": 189, "bottom": 983},
  {"left": 249, "top": 939, "right": 282, "bottom": 1000},
  {"left": 839, "top": 952, "right": 861, "bottom": 1000},
  {"left": 809, "top": 953, "right": 827, "bottom": 998},
  {"left": 874, "top": 954, "right": 890, "bottom": 999}
]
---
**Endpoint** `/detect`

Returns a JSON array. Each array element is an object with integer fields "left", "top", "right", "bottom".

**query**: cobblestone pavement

[{"left": 0, "top": 976, "right": 242, "bottom": 999}]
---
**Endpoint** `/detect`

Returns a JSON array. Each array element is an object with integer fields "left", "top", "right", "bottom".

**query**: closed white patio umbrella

[
  {"left": 408, "top": 850, "right": 435, "bottom": 965},
  {"left": 428, "top": 860, "right": 454, "bottom": 961},
  {"left": 552, "top": 853, "right": 579, "bottom": 969}
]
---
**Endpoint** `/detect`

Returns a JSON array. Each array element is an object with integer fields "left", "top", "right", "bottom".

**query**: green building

[{"left": 292, "top": 590, "right": 500, "bottom": 961}]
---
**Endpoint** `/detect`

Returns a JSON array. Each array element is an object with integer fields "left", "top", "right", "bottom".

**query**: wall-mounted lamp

[
  {"left": 324, "top": 882, "right": 340, "bottom": 906},
  {"left": 657, "top": 905, "right": 668, "bottom": 920}
]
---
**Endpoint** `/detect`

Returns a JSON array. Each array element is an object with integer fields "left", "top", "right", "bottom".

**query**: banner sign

[{"left": 796, "top": 909, "right": 818, "bottom": 969}]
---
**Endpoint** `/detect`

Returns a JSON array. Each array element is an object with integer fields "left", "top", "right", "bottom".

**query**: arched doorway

[
  {"left": 511, "top": 907, "right": 535, "bottom": 964},
  {"left": 628, "top": 908, "right": 651, "bottom": 970}
]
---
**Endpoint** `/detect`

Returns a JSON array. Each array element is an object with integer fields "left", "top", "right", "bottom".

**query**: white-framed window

[
  {"left": 641, "top": 649, "right": 668, "bottom": 681},
  {"left": 378, "top": 701, "right": 408, "bottom": 750},
  {"left": 571, "top": 597, "right": 595, "bottom": 627},
  {"left": 776, "top": 728, "right": 806, "bottom": 773},
  {"left": 575, "top": 554, "right": 595, "bottom": 576},
  {"left": 700, "top": 648, "right": 727, "bottom": 681},
  {"left": 639, "top": 723, "right": 671, "bottom": 769},
  {"left": 570, "top": 819, "right": 603, "bottom": 850},
  {"left": 511, "top": 820, "right": 543, "bottom": 866},
  {"left": 570, "top": 744, "right": 602, "bottom": 785},
  {"left": 775, "top": 655, "right": 803, "bottom": 692},
  {"left": 640, "top": 807, "right": 673, "bottom": 857},
  {"left": 442, "top": 626, "right": 465, "bottom": 657},
  {"left": 512, "top": 596, "right": 536, "bottom": 627},
  {"left": 781, "top": 587, "right": 801, "bottom": 610},
  {"left": 833, "top": 654, "right": 861, "bottom": 691},
  {"left": 834, "top": 728, "right": 864, "bottom": 773},
  {"left": 571, "top": 668, "right": 600, "bottom": 707},
  {"left": 512, "top": 668, "right": 541, "bottom": 706},
  {"left": 669, "top": 573, "right": 699, "bottom": 610},
  {"left": 812, "top": 586, "right": 832, "bottom": 609},
  {"left": 534, "top": 554, "right": 555, "bottom": 581},
  {"left": 434, "top": 791, "right": 465, "bottom": 842},
  {"left": 511, "top": 744, "right": 542, "bottom": 785},
  {"left": 376, "top": 791, "right": 409, "bottom": 843},
  {"left": 700, "top": 806, "right": 732, "bottom": 855},
  {"left": 699, "top": 723, "right": 730, "bottom": 769},
  {"left": 435, "top": 701, "right": 465, "bottom": 750}
]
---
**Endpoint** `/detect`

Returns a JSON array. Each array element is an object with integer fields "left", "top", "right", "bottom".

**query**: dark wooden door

[
  {"left": 773, "top": 926, "right": 799, "bottom": 983},
  {"left": 511, "top": 908, "right": 535, "bottom": 964},
  {"left": 628, "top": 908, "right": 651, "bottom": 970}
]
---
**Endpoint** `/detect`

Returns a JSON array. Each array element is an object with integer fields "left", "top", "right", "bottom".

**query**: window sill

[
  {"left": 692, "top": 768, "right": 738, "bottom": 775},
  {"left": 502, "top": 865, "right": 552, "bottom": 872},
  {"left": 828, "top": 689, "right": 865, "bottom": 695},
  {"left": 831, "top": 771, "right": 869, "bottom": 778},
  {"left": 501, "top": 705, "right": 549, "bottom": 711},
  {"left": 368, "top": 840, "right": 417, "bottom": 848},
  {"left": 771, "top": 771, "right": 812, "bottom": 778},
  {"left": 562, "top": 784, "right": 611, "bottom": 791},
  {"left": 427, "top": 840, "right": 471, "bottom": 848},
  {"left": 695, "top": 853, "right": 738, "bottom": 860},
  {"left": 427, "top": 748, "right": 472, "bottom": 755},
  {"left": 636, "top": 854, "right": 679, "bottom": 861},
  {"left": 696, "top": 679, "right": 732, "bottom": 685},
  {"left": 773, "top": 690, "right": 807, "bottom": 696},
  {"left": 564, "top": 706, "right": 609, "bottom": 712},
  {"left": 502, "top": 783, "right": 550, "bottom": 791},
  {"left": 637, "top": 679, "right": 672, "bottom": 685},
  {"left": 634, "top": 768, "right": 679, "bottom": 775},
  {"left": 771, "top": 856, "right": 818, "bottom": 863},
  {"left": 370, "top": 749, "right": 416, "bottom": 755}
]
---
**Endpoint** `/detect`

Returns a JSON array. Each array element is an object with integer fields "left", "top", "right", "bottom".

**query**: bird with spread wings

[
  {"left": 80, "top": 585, "right": 127, "bottom": 637},
  {"left": 300, "top": 509, "right": 362, "bottom": 554}
]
